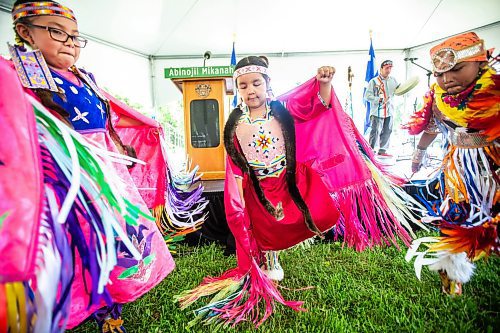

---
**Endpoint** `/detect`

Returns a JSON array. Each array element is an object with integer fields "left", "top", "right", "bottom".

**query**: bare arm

[
  {"left": 412, "top": 132, "right": 438, "bottom": 172},
  {"left": 317, "top": 66, "right": 335, "bottom": 105},
  {"left": 417, "top": 132, "right": 438, "bottom": 149}
]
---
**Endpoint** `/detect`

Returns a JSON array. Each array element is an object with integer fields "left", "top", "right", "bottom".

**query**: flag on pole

[
  {"left": 363, "top": 37, "right": 378, "bottom": 134},
  {"left": 230, "top": 41, "right": 238, "bottom": 108}
]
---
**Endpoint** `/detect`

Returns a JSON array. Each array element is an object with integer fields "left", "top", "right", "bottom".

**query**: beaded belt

[{"left": 448, "top": 128, "right": 490, "bottom": 148}]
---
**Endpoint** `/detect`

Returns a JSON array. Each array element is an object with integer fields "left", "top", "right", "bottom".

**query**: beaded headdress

[
  {"left": 430, "top": 32, "right": 486, "bottom": 73},
  {"left": 12, "top": 1, "right": 76, "bottom": 23},
  {"left": 233, "top": 65, "right": 269, "bottom": 81}
]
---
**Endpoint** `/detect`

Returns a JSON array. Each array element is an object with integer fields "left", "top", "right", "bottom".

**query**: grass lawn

[{"left": 70, "top": 239, "right": 499, "bottom": 333}]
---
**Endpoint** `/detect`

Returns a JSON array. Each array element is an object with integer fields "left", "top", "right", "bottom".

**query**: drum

[{"left": 395, "top": 76, "right": 420, "bottom": 96}]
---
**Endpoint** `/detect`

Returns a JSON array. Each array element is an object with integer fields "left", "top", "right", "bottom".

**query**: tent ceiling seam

[
  {"left": 410, "top": 0, "right": 444, "bottom": 46},
  {"left": 407, "top": 20, "right": 500, "bottom": 51}
]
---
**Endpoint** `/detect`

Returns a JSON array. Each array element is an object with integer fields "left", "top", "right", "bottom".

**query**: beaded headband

[
  {"left": 12, "top": 1, "right": 76, "bottom": 23},
  {"left": 430, "top": 32, "right": 487, "bottom": 73},
  {"left": 381, "top": 60, "right": 393, "bottom": 68},
  {"left": 233, "top": 65, "right": 269, "bottom": 81}
]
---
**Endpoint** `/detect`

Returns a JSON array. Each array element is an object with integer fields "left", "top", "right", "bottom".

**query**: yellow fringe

[
  {"left": 442, "top": 146, "right": 468, "bottom": 203},
  {"left": 5, "top": 282, "right": 27, "bottom": 333},
  {"left": 175, "top": 278, "right": 240, "bottom": 309}
]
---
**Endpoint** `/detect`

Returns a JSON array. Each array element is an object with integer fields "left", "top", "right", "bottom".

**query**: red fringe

[{"left": 218, "top": 261, "right": 305, "bottom": 327}]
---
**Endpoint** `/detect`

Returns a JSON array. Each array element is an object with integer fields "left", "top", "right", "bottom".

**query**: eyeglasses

[{"left": 25, "top": 23, "right": 88, "bottom": 48}]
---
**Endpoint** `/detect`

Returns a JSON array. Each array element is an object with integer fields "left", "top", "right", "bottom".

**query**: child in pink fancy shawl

[
  {"left": 176, "top": 56, "right": 425, "bottom": 327},
  {"left": 1, "top": 1, "right": 174, "bottom": 331}
]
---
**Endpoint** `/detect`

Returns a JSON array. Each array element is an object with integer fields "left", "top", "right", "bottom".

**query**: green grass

[{"left": 70, "top": 240, "right": 499, "bottom": 333}]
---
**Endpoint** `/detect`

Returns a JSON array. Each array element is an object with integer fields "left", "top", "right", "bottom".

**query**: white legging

[{"left": 263, "top": 250, "right": 282, "bottom": 271}]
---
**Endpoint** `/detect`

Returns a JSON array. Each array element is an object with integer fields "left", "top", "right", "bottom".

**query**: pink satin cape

[
  {"left": 0, "top": 57, "right": 42, "bottom": 283},
  {"left": 226, "top": 78, "right": 412, "bottom": 273}
]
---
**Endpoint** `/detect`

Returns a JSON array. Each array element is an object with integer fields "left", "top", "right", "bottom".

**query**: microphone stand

[{"left": 407, "top": 58, "right": 433, "bottom": 87}]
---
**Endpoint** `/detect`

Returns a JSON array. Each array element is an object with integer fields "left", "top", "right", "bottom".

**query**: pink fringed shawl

[{"left": 177, "top": 77, "right": 417, "bottom": 328}]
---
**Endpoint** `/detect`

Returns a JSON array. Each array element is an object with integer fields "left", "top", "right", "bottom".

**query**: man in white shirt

[{"left": 364, "top": 60, "right": 399, "bottom": 157}]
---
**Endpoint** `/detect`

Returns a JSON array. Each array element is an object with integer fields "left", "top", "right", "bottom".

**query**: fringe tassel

[
  {"left": 0, "top": 282, "right": 35, "bottom": 333},
  {"left": 33, "top": 96, "right": 142, "bottom": 260},
  {"left": 330, "top": 156, "right": 427, "bottom": 251},
  {"left": 153, "top": 162, "right": 209, "bottom": 241},
  {"left": 443, "top": 146, "right": 498, "bottom": 225},
  {"left": 406, "top": 144, "right": 499, "bottom": 281},
  {"left": 175, "top": 261, "right": 305, "bottom": 328},
  {"left": 33, "top": 207, "right": 66, "bottom": 333}
]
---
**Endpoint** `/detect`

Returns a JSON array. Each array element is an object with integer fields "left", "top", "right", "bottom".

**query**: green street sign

[{"left": 164, "top": 66, "right": 234, "bottom": 79}]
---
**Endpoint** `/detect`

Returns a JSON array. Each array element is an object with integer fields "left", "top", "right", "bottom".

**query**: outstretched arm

[{"left": 317, "top": 66, "right": 335, "bottom": 105}]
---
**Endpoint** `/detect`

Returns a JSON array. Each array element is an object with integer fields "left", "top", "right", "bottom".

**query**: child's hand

[{"left": 316, "top": 66, "right": 335, "bottom": 84}]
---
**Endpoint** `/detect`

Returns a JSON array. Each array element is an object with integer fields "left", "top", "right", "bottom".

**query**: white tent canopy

[
  {"left": 2, "top": 0, "right": 499, "bottom": 56},
  {"left": 1, "top": 0, "right": 499, "bottom": 130}
]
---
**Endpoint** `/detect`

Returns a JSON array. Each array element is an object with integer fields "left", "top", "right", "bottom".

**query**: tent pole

[{"left": 149, "top": 55, "right": 157, "bottom": 117}]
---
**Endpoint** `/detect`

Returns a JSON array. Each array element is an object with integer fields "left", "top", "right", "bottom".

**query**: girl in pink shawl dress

[
  {"left": 225, "top": 57, "right": 339, "bottom": 281},
  {"left": 5, "top": 1, "right": 174, "bottom": 331},
  {"left": 176, "top": 56, "right": 423, "bottom": 327}
]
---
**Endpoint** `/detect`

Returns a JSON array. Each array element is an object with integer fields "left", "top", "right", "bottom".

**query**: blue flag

[
  {"left": 363, "top": 38, "right": 378, "bottom": 134},
  {"left": 230, "top": 41, "right": 238, "bottom": 108}
]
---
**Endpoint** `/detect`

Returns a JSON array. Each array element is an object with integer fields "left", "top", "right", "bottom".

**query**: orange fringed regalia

[{"left": 405, "top": 64, "right": 499, "bottom": 286}]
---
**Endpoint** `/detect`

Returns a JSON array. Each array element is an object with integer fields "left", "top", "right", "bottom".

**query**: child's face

[
  {"left": 237, "top": 72, "right": 267, "bottom": 111},
  {"left": 17, "top": 15, "right": 81, "bottom": 70},
  {"left": 435, "top": 61, "right": 481, "bottom": 94}
]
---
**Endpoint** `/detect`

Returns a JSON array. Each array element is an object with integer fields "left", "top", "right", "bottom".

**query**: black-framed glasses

[{"left": 25, "top": 23, "right": 88, "bottom": 48}]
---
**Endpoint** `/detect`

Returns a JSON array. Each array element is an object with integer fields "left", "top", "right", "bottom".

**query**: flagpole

[
  {"left": 230, "top": 34, "right": 238, "bottom": 109},
  {"left": 363, "top": 30, "right": 378, "bottom": 135}
]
